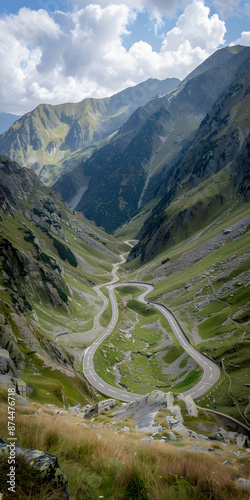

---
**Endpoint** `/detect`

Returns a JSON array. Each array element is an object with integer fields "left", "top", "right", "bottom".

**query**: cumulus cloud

[
  {"left": 0, "top": 1, "right": 227, "bottom": 114},
  {"left": 162, "top": 1, "right": 226, "bottom": 51},
  {"left": 231, "top": 30, "right": 250, "bottom": 46}
]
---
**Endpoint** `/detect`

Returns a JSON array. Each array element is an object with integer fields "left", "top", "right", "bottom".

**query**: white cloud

[
  {"left": 162, "top": 0, "right": 226, "bottom": 52},
  {"left": 0, "top": 1, "right": 227, "bottom": 115},
  {"left": 231, "top": 30, "right": 250, "bottom": 46},
  {"left": 3, "top": 7, "right": 61, "bottom": 41}
]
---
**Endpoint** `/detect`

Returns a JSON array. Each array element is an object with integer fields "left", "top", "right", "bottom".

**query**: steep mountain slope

[
  {"left": 128, "top": 57, "right": 250, "bottom": 263},
  {"left": 54, "top": 45, "right": 250, "bottom": 234},
  {"left": 55, "top": 105, "right": 173, "bottom": 232},
  {"left": 0, "top": 154, "right": 124, "bottom": 407},
  {"left": 119, "top": 60, "right": 250, "bottom": 423},
  {"left": 0, "top": 78, "right": 179, "bottom": 185}
]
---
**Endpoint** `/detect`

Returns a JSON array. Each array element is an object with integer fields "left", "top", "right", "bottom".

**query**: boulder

[
  {"left": 168, "top": 405, "right": 183, "bottom": 422},
  {"left": 189, "top": 430, "right": 207, "bottom": 441},
  {"left": 168, "top": 432, "right": 177, "bottom": 441},
  {"left": 141, "top": 438, "right": 152, "bottom": 444},
  {"left": 178, "top": 394, "right": 198, "bottom": 417},
  {"left": 0, "top": 441, "right": 69, "bottom": 499},
  {"left": 208, "top": 432, "right": 225, "bottom": 442},
  {"left": 84, "top": 399, "right": 117, "bottom": 419},
  {"left": 99, "top": 399, "right": 117, "bottom": 412},
  {"left": 236, "top": 433, "right": 250, "bottom": 448},
  {"left": 236, "top": 478, "right": 250, "bottom": 490},
  {"left": 170, "top": 420, "right": 190, "bottom": 437}
]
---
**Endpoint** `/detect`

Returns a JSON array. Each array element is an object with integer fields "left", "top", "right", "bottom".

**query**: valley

[{"left": 0, "top": 43, "right": 249, "bottom": 499}]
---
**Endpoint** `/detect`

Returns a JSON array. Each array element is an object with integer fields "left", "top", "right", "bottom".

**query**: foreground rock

[
  {"left": 0, "top": 440, "right": 69, "bottom": 499},
  {"left": 236, "top": 478, "right": 250, "bottom": 490}
]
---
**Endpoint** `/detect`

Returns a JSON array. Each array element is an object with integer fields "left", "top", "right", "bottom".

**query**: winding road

[{"left": 83, "top": 250, "right": 220, "bottom": 403}]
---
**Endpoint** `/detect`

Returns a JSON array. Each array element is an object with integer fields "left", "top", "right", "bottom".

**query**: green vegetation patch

[
  {"left": 94, "top": 289, "right": 196, "bottom": 395},
  {"left": 199, "top": 300, "right": 228, "bottom": 316},
  {"left": 198, "top": 309, "right": 232, "bottom": 339},
  {"left": 163, "top": 345, "right": 185, "bottom": 364},
  {"left": 173, "top": 369, "right": 202, "bottom": 392},
  {"left": 21, "top": 354, "right": 93, "bottom": 407},
  {"left": 127, "top": 299, "right": 155, "bottom": 316},
  {"left": 53, "top": 238, "right": 78, "bottom": 267}
]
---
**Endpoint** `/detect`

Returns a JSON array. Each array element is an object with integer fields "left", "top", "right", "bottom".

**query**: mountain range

[
  {"left": 0, "top": 77, "right": 179, "bottom": 186},
  {"left": 0, "top": 44, "right": 249, "bottom": 425},
  {"left": 0, "top": 46, "right": 248, "bottom": 237}
]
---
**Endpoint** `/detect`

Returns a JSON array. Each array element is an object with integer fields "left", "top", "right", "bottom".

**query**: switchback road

[{"left": 83, "top": 256, "right": 220, "bottom": 403}]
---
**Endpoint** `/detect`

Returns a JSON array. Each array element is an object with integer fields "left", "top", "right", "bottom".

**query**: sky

[{"left": 0, "top": 0, "right": 249, "bottom": 115}]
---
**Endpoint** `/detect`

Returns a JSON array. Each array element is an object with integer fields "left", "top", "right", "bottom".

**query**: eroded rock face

[
  {"left": 0, "top": 315, "right": 25, "bottom": 370},
  {"left": 112, "top": 390, "right": 175, "bottom": 419},
  {"left": 0, "top": 441, "right": 70, "bottom": 499},
  {"left": 0, "top": 348, "right": 29, "bottom": 398},
  {"left": 0, "top": 349, "right": 19, "bottom": 378}
]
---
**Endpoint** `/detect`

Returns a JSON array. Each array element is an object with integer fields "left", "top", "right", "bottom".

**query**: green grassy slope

[
  {"left": 121, "top": 198, "right": 250, "bottom": 423},
  {"left": 0, "top": 156, "right": 124, "bottom": 406}
]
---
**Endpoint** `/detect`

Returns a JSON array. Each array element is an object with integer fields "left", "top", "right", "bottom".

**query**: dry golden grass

[{"left": 0, "top": 402, "right": 249, "bottom": 499}]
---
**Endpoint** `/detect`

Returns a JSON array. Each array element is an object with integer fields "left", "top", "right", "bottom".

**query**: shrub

[{"left": 53, "top": 239, "right": 77, "bottom": 268}]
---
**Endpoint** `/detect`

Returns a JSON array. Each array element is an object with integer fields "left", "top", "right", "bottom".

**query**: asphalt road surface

[{"left": 83, "top": 277, "right": 220, "bottom": 402}]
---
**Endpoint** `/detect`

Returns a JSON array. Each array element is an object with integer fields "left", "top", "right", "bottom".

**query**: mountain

[
  {"left": 54, "top": 45, "right": 250, "bottom": 233},
  {"left": 117, "top": 57, "right": 250, "bottom": 426},
  {"left": 0, "top": 113, "right": 20, "bottom": 134},
  {"left": 0, "top": 78, "right": 179, "bottom": 186},
  {"left": 128, "top": 55, "right": 250, "bottom": 263},
  {"left": 0, "top": 154, "right": 124, "bottom": 408}
]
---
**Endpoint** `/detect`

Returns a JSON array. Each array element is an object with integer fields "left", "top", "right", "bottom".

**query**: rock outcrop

[
  {"left": 0, "top": 349, "right": 29, "bottom": 398},
  {"left": 84, "top": 399, "right": 117, "bottom": 419},
  {"left": 0, "top": 440, "right": 69, "bottom": 499},
  {"left": 112, "top": 390, "right": 175, "bottom": 419}
]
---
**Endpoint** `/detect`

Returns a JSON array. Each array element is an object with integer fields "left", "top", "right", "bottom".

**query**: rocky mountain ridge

[
  {"left": 128, "top": 53, "right": 250, "bottom": 263},
  {"left": 0, "top": 78, "right": 179, "bottom": 186},
  {"left": 54, "top": 45, "right": 250, "bottom": 233}
]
